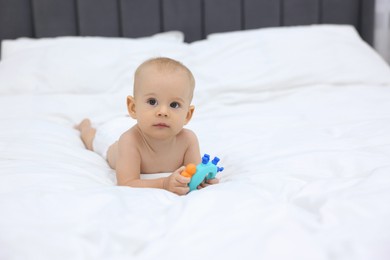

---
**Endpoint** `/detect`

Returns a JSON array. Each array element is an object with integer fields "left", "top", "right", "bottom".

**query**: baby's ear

[
  {"left": 185, "top": 105, "right": 195, "bottom": 125},
  {"left": 127, "top": 96, "right": 137, "bottom": 119}
]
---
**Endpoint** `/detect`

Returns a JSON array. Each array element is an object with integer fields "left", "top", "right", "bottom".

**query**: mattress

[{"left": 1, "top": 25, "right": 390, "bottom": 260}]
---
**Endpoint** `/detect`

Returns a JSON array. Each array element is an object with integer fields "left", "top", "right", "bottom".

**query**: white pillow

[
  {"left": 186, "top": 25, "right": 390, "bottom": 93},
  {"left": 1, "top": 31, "right": 184, "bottom": 59},
  {"left": 0, "top": 31, "right": 186, "bottom": 95}
]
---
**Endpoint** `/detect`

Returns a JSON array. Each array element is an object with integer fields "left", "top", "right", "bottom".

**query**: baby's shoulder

[
  {"left": 117, "top": 126, "right": 139, "bottom": 144},
  {"left": 178, "top": 128, "right": 196, "bottom": 136},
  {"left": 177, "top": 128, "right": 198, "bottom": 143}
]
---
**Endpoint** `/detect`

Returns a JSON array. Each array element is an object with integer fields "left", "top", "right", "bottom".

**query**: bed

[{"left": 1, "top": 0, "right": 390, "bottom": 259}]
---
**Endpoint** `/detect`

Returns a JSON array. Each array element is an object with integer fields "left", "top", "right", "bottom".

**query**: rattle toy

[{"left": 181, "top": 154, "right": 224, "bottom": 192}]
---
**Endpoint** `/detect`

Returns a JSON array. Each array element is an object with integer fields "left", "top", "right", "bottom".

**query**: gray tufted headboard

[{"left": 0, "top": 0, "right": 375, "bottom": 45}]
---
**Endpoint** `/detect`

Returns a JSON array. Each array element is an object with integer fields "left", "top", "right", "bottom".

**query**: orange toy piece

[{"left": 181, "top": 163, "right": 197, "bottom": 178}]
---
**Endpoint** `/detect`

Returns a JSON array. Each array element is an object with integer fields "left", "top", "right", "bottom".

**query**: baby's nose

[{"left": 157, "top": 106, "right": 169, "bottom": 117}]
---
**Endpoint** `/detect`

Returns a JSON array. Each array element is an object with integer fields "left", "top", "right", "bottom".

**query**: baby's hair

[{"left": 133, "top": 57, "right": 195, "bottom": 100}]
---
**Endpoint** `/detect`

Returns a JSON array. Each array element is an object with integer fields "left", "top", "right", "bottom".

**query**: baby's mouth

[{"left": 153, "top": 123, "right": 169, "bottom": 128}]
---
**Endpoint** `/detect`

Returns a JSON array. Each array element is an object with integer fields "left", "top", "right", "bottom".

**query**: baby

[{"left": 76, "top": 57, "right": 218, "bottom": 195}]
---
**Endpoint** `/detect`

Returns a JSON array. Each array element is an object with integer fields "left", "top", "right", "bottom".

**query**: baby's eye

[
  {"left": 147, "top": 98, "right": 157, "bottom": 106},
  {"left": 170, "top": 102, "right": 180, "bottom": 109}
]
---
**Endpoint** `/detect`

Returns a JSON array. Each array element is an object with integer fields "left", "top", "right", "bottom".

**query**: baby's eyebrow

[
  {"left": 143, "top": 93, "right": 157, "bottom": 97},
  {"left": 173, "top": 97, "right": 185, "bottom": 103}
]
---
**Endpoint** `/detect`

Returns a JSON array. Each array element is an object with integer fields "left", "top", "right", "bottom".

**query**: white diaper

[{"left": 93, "top": 116, "right": 135, "bottom": 159}]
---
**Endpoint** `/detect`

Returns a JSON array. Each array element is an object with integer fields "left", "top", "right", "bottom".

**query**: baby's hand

[
  {"left": 163, "top": 166, "right": 190, "bottom": 195},
  {"left": 197, "top": 177, "right": 220, "bottom": 190}
]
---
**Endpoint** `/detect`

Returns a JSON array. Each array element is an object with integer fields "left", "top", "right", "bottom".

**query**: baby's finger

[
  {"left": 206, "top": 178, "right": 219, "bottom": 185},
  {"left": 197, "top": 178, "right": 219, "bottom": 189},
  {"left": 197, "top": 180, "right": 207, "bottom": 189},
  {"left": 176, "top": 174, "right": 191, "bottom": 184},
  {"left": 174, "top": 186, "right": 190, "bottom": 195},
  {"left": 174, "top": 166, "right": 186, "bottom": 174}
]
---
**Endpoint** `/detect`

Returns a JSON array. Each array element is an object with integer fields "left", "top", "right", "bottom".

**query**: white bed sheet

[{"left": 1, "top": 25, "right": 390, "bottom": 260}]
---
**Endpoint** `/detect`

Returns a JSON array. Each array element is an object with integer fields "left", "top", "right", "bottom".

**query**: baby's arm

[
  {"left": 183, "top": 130, "right": 219, "bottom": 188},
  {"left": 114, "top": 134, "right": 190, "bottom": 195},
  {"left": 119, "top": 165, "right": 191, "bottom": 195},
  {"left": 183, "top": 129, "right": 202, "bottom": 166}
]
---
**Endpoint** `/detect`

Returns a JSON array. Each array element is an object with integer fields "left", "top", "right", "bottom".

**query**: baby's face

[{"left": 133, "top": 67, "right": 194, "bottom": 140}]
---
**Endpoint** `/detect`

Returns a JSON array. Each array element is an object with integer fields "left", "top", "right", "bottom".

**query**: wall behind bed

[
  {"left": 374, "top": 0, "right": 390, "bottom": 63},
  {"left": 0, "top": 0, "right": 375, "bottom": 45}
]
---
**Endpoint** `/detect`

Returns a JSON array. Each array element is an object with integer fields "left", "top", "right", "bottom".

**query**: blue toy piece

[{"left": 184, "top": 154, "right": 224, "bottom": 192}]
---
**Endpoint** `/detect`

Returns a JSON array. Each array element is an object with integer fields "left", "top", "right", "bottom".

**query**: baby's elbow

[{"left": 117, "top": 178, "right": 137, "bottom": 187}]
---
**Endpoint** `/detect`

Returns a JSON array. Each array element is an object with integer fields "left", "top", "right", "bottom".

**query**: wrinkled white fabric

[
  {"left": 1, "top": 24, "right": 390, "bottom": 260},
  {"left": 1, "top": 84, "right": 390, "bottom": 260}
]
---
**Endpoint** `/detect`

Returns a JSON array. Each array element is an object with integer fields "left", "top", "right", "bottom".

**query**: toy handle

[{"left": 181, "top": 163, "right": 197, "bottom": 178}]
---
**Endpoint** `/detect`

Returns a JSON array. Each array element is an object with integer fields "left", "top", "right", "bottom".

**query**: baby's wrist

[{"left": 162, "top": 177, "right": 168, "bottom": 191}]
